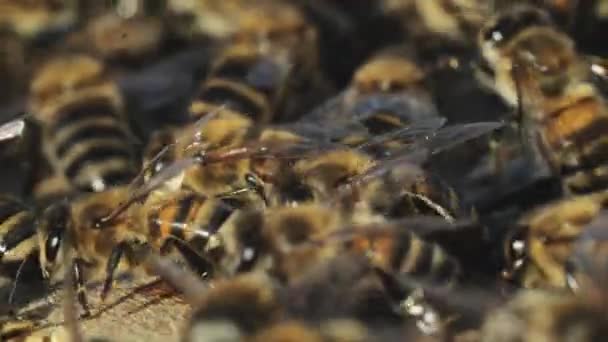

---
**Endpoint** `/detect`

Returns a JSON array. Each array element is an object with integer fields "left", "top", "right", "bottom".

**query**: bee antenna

[{"left": 7, "top": 253, "right": 30, "bottom": 308}]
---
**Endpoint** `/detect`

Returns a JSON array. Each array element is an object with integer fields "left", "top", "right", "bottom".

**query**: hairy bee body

[
  {"left": 0, "top": 194, "right": 36, "bottom": 261},
  {"left": 303, "top": 46, "right": 441, "bottom": 147},
  {"left": 28, "top": 54, "right": 139, "bottom": 199},
  {"left": 481, "top": 289, "right": 608, "bottom": 342},
  {"left": 189, "top": 42, "right": 292, "bottom": 124},
  {"left": 35, "top": 185, "right": 238, "bottom": 283},
  {"left": 344, "top": 223, "right": 462, "bottom": 289},
  {"left": 183, "top": 273, "right": 283, "bottom": 342},
  {"left": 381, "top": 0, "right": 491, "bottom": 51},
  {"left": 0, "top": 0, "right": 76, "bottom": 40},
  {"left": 478, "top": 6, "right": 608, "bottom": 194},
  {"left": 503, "top": 189, "right": 608, "bottom": 289}
]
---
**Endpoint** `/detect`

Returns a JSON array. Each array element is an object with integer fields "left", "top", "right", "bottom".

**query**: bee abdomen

[
  {"left": 546, "top": 98, "right": 608, "bottom": 193},
  {"left": 51, "top": 100, "right": 136, "bottom": 192},
  {"left": 0, "top": 196, "right": 36, "bottom": 257},
  {"left": 50, "top": 97, "right": 121, "bottom": 135},
  {"left": 198, "top": 79, "right": 267, "bottom": 122},
  {"left": 149, "top": 192, "right": 208, "bottom": 243},
  {"left": 397, "top": 233, "right": 460, "bottom": 286}
]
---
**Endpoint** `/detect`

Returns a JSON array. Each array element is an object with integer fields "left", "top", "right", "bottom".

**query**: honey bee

[
  {"left": 381, "top": 0, "right": 492, "bottom": 53},
  {"left": 502, "top": 189, "right": 608, "bottom": 289},
  {"left": 146, "top": 257, "right": 283, "bottom": 342},
  {"left": 477, "top": 4, "right": 608, "bottom": 194},
  {"left": 302, "top": 46, "right": 441, "bottom": 143},
  {"left": 480, "top": 288, "right": 608, "bottom": 342},
  {"left": 167, "top": 0, "right": 318, "bottom": 67},
  {"left": 26, "top": 54, "right": 139, "bottom": 201},
  {"left": 1, "top": 184, "right": 245, "bottom": 315},
  {"left": 63, "top": 11, "right": 167, "bottom": 67},
  {"left": 484, "top": 212, "right": 608, "bottom": 341},
  {"left": 166, "top": 0, "right": 328, "bottom": 120},
  {"left": 188, "top": 42, "right": 293, "bottom": 124},
  {"left": 0, "top": 0, "right": 76, "bottom": 41}
]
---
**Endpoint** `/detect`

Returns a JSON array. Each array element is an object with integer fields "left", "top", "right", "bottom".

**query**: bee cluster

[{"left": 1, "top": 0, "right": 608, "bottom": 341}]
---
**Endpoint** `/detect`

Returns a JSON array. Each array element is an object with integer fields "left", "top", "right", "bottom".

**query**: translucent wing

[
  {"left": 355, "top": 116, "right": 447, "bottom": 151},
  {"left": 344, "top": 121, "right": 503, "bottom": 190}
]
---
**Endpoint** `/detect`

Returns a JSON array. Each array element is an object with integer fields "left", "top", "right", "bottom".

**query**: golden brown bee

[
  {"left": 167, "top": 0, "right": 318, "bottom": 68},
  {"left": 27, "top": 54, "right": 139, "bottom": 201},
  {"left": 64, "top": 11, "right": 166, "bottom": 66},
  {"left": 303, "top": 46, "right": 441, "bottom": 141},
  {"left": 481, "top": 288, "right": 608, "bottom": 342},
  {"left": 502, "top": 189, "right": 608, "bottom": 289},
  {"left": 381, "top": 0, "right": 491, "bottom": 50},
  {"left": 346, "top": 224, "right": 462, "bottom": 290},
  {"left": 147, "top": 265, "right": 283, "bottom": 342},
  {"left": 477, "top": 5, "right": 608, "bottom": 194},
  {"left": 0, "top": 0, "right": 76, "bottom": 40},
  {"left": 18, "top": 185, "right": 247, "bottom": 315},
  {"left": 188, "top": 42, "right": 293, "bottom": 124}
]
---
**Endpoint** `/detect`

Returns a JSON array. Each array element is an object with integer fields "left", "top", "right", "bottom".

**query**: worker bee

[
  {"left": 0, "top": 0, "right": 76, "bottom": 41},
  {"left": 481, "top": 287, "right": 608, "bottom": 342},
  {"left": 502, "top": 189, "right": 608, "bottom": 289},
  {"left": 477, "top": 4, "right": 608, "bottom": 194},
  {"left": 167, "top": 0, "right": 318, "bottom": 68},
  {"left": 302, "top": 45, "right": 441, "bottom": 147},
  {"left": 147, "top": 257, "right": 283, "bottom": 342},
  {"left": 26, "top": 54, "right": 139, "bottom": 202},
  {"left": 0, "top": 184, "right": 246, "bottom": 316},
  {"left": 485, "top": 208, "right": 608, "bottom": 341},
  {"left": 188, "top": 42, "right": 293, "bottom": 124},
  {"left": 63, "top": 11, "right": 167, "bottom": 67},
  {"left": 381, "top": 0, "right": 492, "bottom": 54}
]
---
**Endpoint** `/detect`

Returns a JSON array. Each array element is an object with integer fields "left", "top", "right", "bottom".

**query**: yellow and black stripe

[
  {"left": 0, "top": 195, "right": 36, "bottom": 260},
  {"left": 48, "top": 96, "right": 137, "bottom": 193},
  {"left": 190, "top": 44, "right": 288, "bottom": 124}
]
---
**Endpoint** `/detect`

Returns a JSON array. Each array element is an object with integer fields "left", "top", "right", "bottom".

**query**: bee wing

[
  {"left": 0, "top": 118, "right": 25, "bottom": 142},
  {"left": 319, "top": 217, "right": 476, "bottom": 245},
  {"left": 355, "top": 116, "right": 447, "bottom": 151},
  {"left": 412, "top": 121, "right": 505, "bottom": 155},
  {"left": 345, "top": 121, "right": 503, "bottom": 189},
  {"left": 135, "top": 158, "right": 199, "bottom": 198}
]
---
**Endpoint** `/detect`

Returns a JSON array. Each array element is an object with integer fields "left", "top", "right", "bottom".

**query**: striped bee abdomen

[{"left": 48, "top": 97, "right": 137, "bottom": 193}]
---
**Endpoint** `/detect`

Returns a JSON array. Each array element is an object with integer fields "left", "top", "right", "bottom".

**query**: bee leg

[
  {"left": 72, "top": 258, "right": 91, "bottom": 318},
  {"left": 172, "top": 238, "right": 214, "bottom": 279},
  {"left": 100, "top": 242, "right": 129, "bottom": 302}
]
